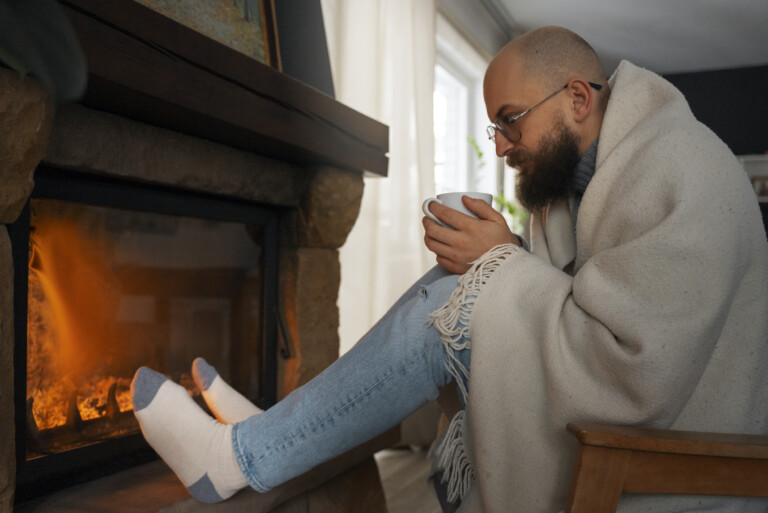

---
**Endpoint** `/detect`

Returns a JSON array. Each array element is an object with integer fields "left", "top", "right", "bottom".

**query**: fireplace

[
  {"left": 0, "top": 1, "right": 389, "bottom": 510},
  {"left": 10, "top": 168, "right": 279, "bottom": 500}
]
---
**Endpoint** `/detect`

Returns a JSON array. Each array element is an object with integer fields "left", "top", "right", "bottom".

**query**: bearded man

[
  {"left": 423, "top": 26, "right": 768, "bottom": 513},
  {"left": 130, "top": 26, "right": 768, "bottom": 513}
]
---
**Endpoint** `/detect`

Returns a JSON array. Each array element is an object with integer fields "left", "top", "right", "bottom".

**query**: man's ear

[{"left": 567, "top": 79, "right": 593, "bottom": 123}]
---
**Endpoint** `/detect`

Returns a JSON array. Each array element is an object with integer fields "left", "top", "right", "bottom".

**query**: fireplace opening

[{"left": 11, "top": 168, "right": 280, "bottom": 502}]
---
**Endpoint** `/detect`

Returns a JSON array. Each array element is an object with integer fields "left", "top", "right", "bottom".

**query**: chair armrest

[
  {"left": 564, "top": 423, "right": 768, "bottom": 512},
  {"left": 566, "top": 422, "right": 768, "bottom": 459}
]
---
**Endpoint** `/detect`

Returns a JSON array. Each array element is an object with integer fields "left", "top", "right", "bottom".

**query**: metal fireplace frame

[{"left": 10, "top": 167, "right": 280, "bottom": 502}]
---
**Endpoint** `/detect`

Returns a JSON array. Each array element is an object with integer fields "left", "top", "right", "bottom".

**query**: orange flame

[
  {"left": 27, "top": 203, "right": 134, "bottom": 430},
  {"left": 26, "top": 200, "right": 228, "bottom": 436}
]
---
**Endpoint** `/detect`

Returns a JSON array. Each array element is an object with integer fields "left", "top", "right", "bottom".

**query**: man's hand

[{"left": 423, "top": 196, "right": 520, "bottom": 274}]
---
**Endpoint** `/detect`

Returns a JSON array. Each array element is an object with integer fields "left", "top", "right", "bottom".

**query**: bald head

[{"left": 486, "top": 26, "right": 608, "bottom": 112}]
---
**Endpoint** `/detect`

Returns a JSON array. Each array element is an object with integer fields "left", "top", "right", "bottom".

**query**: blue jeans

[{"left": 232, "top": 266, "right": 471, "bottom": 492}]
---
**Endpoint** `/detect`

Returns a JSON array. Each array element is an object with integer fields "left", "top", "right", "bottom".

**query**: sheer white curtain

[{"left": 320, "top": 0, "right": 437, "bottom": 354}]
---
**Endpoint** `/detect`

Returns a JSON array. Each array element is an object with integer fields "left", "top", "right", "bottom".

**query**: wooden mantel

[{"left": 58, "top": 0, "right": 389, "bottom": 176}]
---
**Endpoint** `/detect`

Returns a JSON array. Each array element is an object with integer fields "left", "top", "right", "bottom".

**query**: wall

[
  {"left": 664, "top": 65, "right": 768, "bottom": 156},
  {"left": 437, "top": 0, "right": 511, "bottom": 59},
  {"left": 664, "top": 65, "right": 768, "bottom": 235}
]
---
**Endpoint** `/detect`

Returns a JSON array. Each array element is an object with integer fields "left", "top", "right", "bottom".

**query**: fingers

[
  {"left": 462, "top": 196, "right": 502, "bottom": 221},
  {"left": 423, "top": 230, "right": 455, "bottom": 259},
  {"left": 427, "top": 196, "right": 504, "bottom": 228},
  {"left": 425, "top": 200, "right": 478, "bottom": 230},
  {"left": 422, "top": 216, "right": 465, "bottom": 252},
  {"left": 423, "top": 227, "right": 474, "bottom": 274}
]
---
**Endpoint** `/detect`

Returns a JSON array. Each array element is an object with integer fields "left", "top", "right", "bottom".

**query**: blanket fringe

[
  {"left": 429, "top": 243, "right": 519, "bottom": 404},
  {"left": 435, "top": 410, "right": 474, "bottom": 503},
  {"left": 429, "top": 243, "right": 519, "bottom": 502}
]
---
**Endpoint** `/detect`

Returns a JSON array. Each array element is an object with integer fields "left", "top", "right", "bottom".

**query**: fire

[
  {"left": 25, "top": 198, "right": 239, "bottom": 443},
  {"left": 26, "top": 201, "right": 140, "bottom": 432},
  {"left": 27, "top": 200, "right": 210, "bottom": 432}
]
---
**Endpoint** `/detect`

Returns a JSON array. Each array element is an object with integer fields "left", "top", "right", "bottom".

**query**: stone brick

[
  {"left": 44, "top": 104, "right": 306, "bottom": 208},
  {"left": 277, "top": 247, "right": 341, "bottom": 398},
  {"left": 0, "top": 69, "right": 53, "bottom": 223},
  {"left": 283, "top": 167, "right": 364, "bottom": 249}
]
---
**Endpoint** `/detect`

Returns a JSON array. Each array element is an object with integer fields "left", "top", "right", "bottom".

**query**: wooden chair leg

[{"left": 564, "top": 445, "right": 631, "bottom": 513}]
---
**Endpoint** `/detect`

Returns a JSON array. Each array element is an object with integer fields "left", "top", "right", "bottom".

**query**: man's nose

[{"left": 494, "top": 134, "right": 514, "bottom": 157}]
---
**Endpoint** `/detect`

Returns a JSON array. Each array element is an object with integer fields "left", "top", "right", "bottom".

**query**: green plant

[
  {"left": 494, "top": 192, "right": 528, "bottom": 234},
  {"left": 467, "top": 135, "right": 486, "bottom": 172}
]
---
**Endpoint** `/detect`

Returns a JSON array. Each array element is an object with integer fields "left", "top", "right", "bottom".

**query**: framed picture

[
  {"left": 753, "top": 175, "right": 768, "bottom": 202},
  {"left": 133, "top": 0, "right": 281, "bottom": 69},
  {"left": 740, "top": 155, "right": 768, "bottom": 203}
]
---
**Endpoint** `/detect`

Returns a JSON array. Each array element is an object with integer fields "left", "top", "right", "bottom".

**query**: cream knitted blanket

[{"left": 432, "top": 61, "right": 768, "bottom": 513}]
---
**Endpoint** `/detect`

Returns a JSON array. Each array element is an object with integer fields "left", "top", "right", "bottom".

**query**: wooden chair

[{"left": 564, "top": 423, "right": 768, "bottom": 513}]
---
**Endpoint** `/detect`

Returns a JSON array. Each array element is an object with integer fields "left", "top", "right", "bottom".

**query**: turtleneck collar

[
  {"left": 568, "top": 137, "right": 599, "bottom": 226},
  {"left": 572, "top": 137, "right": 599, "bottom": 194}
]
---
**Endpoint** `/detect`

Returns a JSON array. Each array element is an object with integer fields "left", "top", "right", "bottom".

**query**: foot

[
  {"left": 131, "top": 367, "right": 248, "bottom": 503},
  {"left": 192, "top": 357, "right": 263, "bottom": 424}
]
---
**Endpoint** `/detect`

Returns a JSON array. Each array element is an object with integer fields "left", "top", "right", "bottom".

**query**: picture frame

[
  {"left": 132, "top": 0, "right": 281, "bottom": 69},
  {"left": 753, "top": 175, "right": 768, "bottom": 202},
  {"left": 740, "top": 155, "right": 768, "bottom": 203},
  {"left": 260, "top": 0, "right": 281, "bottom": 70}
]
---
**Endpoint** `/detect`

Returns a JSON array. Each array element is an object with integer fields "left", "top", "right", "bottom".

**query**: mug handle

[{"left": 422, "top": 197, "right": 448, "bottom": 227}]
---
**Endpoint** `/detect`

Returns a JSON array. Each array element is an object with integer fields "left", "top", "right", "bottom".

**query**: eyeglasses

[{"left": 486, "top": 81, "right": 603, "bottom": 143}]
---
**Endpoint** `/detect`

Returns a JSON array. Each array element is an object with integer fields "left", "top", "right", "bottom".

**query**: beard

[{"left": 507, "top": 117, "right": 581, "bottom": 213}]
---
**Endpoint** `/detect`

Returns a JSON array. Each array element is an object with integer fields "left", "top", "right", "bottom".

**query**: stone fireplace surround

[{"left": 0, "top": 66, "right": 393, "bottom": 511}]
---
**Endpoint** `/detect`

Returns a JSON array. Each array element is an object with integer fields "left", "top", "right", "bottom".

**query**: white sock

[
  {"left": 192, "top": 357, "right": 263, "bottom": 424},
  {"left": 131, "top": 367, "right": 248, "bottom": 503}
]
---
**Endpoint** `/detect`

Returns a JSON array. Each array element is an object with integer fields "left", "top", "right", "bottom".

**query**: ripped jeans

[{"left": 231, "top": 266, "right": 471, "bottom": 492}]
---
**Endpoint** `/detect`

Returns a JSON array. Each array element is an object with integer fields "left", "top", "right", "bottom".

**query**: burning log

[
  {"left": 26, "top": 390, "right": 140, "bottom": 456},
  {"left": 25, "top": 397, "right": 46, "bottom": 455},
  {"left": 105, "top": 382, "right": 119, "bottom": 419},
  {"left": 66, "top": 393, "right": 83, "bottom": 428}
]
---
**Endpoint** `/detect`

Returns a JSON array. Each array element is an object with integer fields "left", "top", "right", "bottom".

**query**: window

[
  {"left": 434, "top": 63, "right": 469, "bottom": 193},
  {"left": 433, "top": 14, "right": 499, "bottom": 198}
]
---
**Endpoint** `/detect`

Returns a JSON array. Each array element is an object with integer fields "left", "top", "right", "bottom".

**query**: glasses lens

[{"left": 498, "top": 117, "right": 522, "bottom": 143}]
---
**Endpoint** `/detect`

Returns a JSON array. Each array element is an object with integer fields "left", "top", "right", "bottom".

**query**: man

[
  {"left": 131, "top": 26, "right": 768, "bottom": 512},
  {"left": 425, "top": 26, "right": 768, "bottom": 512}
]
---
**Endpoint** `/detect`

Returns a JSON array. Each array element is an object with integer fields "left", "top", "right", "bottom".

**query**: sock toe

[
  {"left": 188, "top": 473, "right": 226, "bottom": 503},
  {"left": 192, "top": 357, "right": 218, "bottom": 391},
  {"left": 131, "top": 366, "right": 168, "bottom": 412}
]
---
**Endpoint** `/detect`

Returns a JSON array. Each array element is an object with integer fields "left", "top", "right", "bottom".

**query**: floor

[{"left": 375, "top": 449, "right": 443, "bottom": 513}]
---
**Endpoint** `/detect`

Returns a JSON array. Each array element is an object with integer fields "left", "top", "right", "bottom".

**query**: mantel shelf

[{"left": 60, "top": 0, "right": 389, "bottom": 177}]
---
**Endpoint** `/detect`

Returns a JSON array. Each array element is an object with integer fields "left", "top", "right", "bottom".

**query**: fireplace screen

[{"left": 12, "top": 170, "right": 279, "bottom": 499}]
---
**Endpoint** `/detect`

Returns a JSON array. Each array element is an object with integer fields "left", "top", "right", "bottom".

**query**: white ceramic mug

[{"left": 422, "top": 192, "right": 493, "bottom": 228}]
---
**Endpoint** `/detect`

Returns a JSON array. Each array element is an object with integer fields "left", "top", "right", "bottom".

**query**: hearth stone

[
  {"left": 13, "top": 459, "right": 386, "bottom": 513},
  {"left": 13, "top": 430, "right": 395, "bottom": 513}
]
